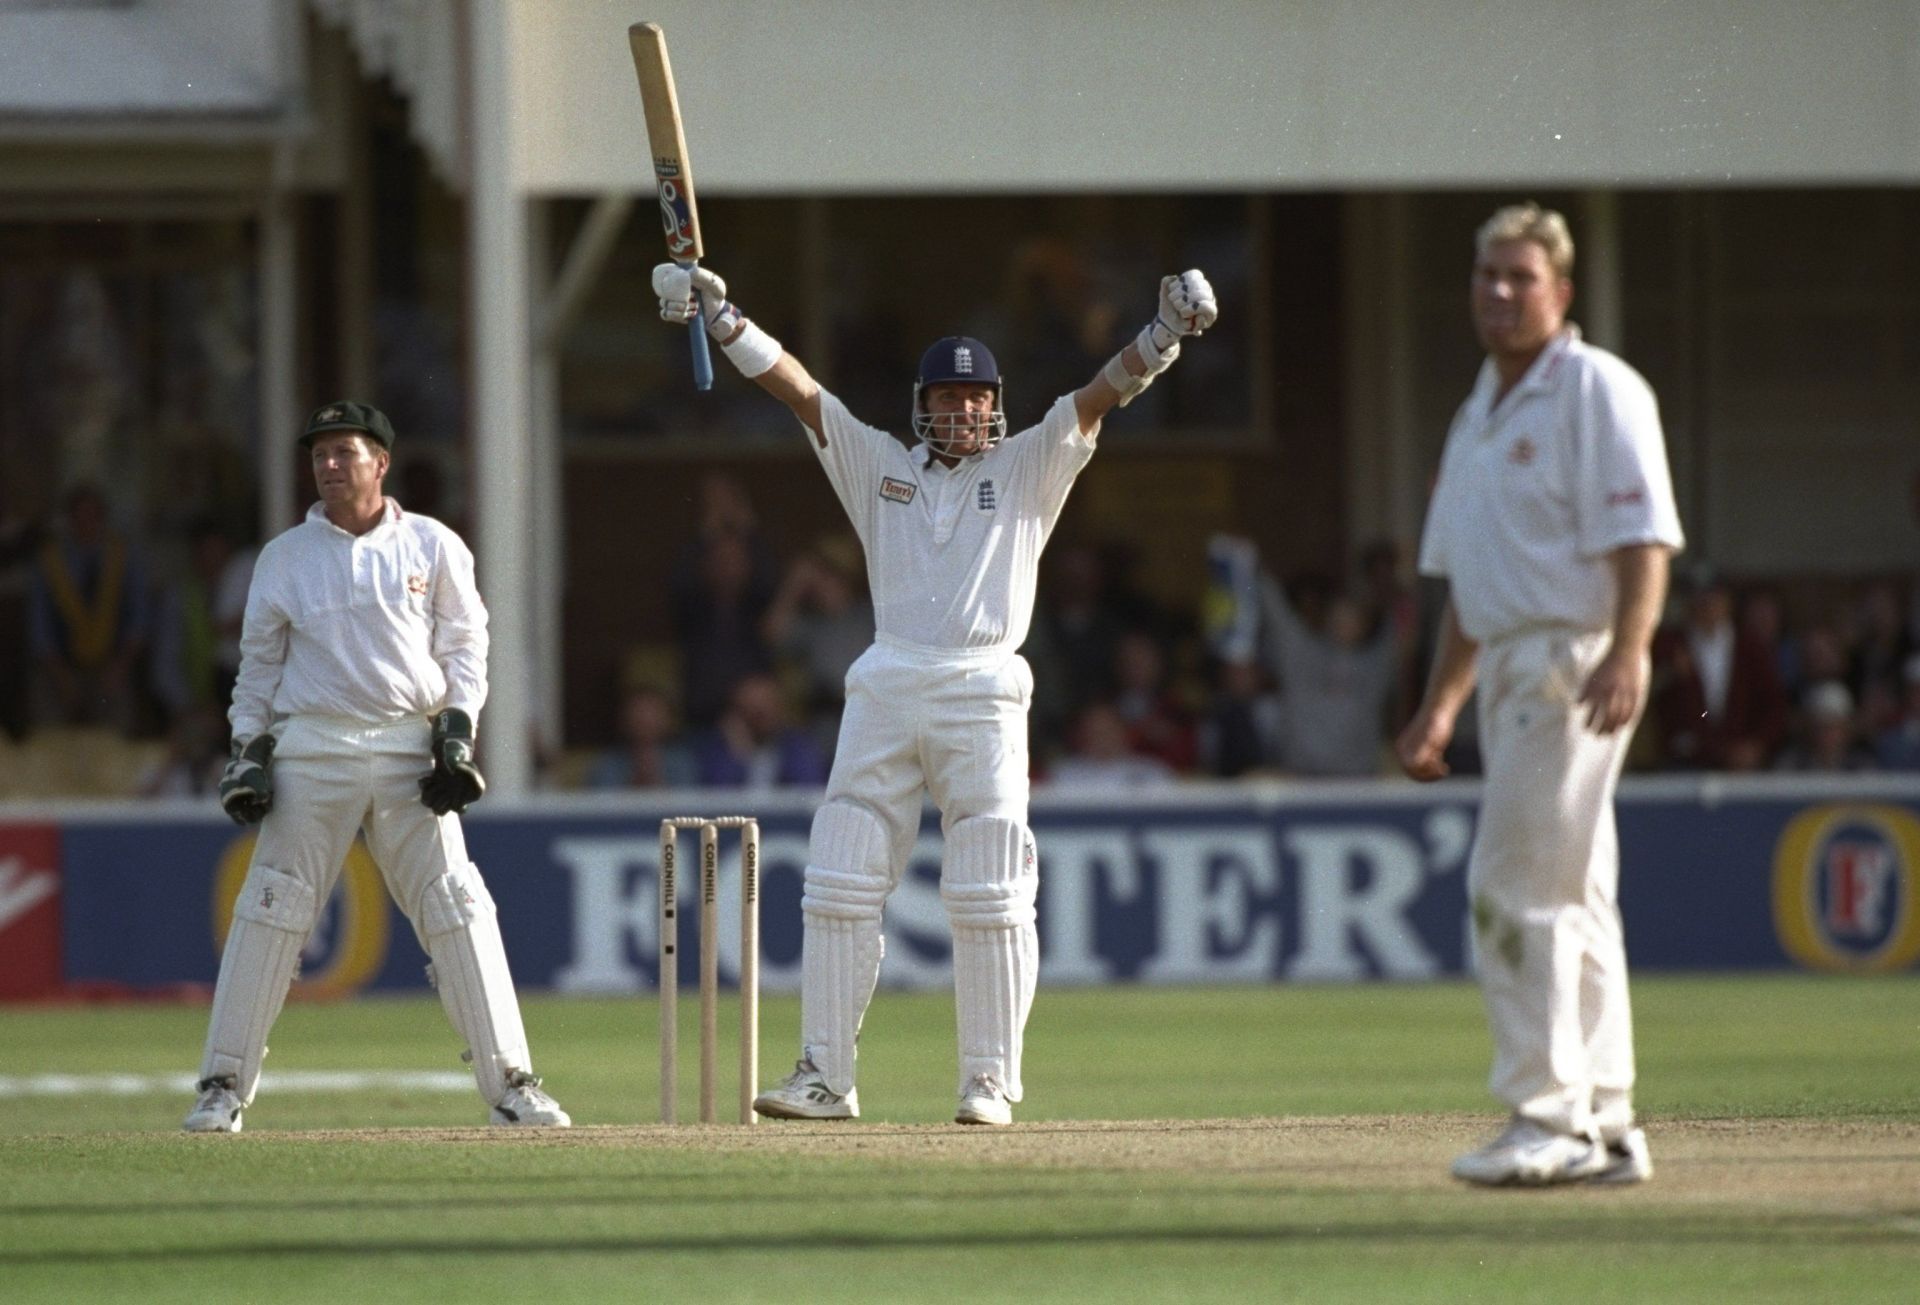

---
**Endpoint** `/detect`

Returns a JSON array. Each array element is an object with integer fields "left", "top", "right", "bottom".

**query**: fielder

[
  {"left": 1397, "top": 204, "right": 1681, "bottom": 1186},
  {"left": 183, "top": 401, "right": 568, "bottom": 1133},
  {"left": 652, "top": 260, "right": 1217, "bottom": 1124}
]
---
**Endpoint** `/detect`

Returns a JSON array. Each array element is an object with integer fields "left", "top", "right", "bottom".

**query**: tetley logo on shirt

[{"left": 880, "top": 477, "right": 917, "bottom": 505}]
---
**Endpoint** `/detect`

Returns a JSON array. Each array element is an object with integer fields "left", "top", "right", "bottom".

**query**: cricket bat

[{"left": 628, "top": 22, "right": 712, "bottom": 391}]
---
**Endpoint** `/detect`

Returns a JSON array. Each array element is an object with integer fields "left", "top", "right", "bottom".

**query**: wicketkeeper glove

[
  {"left": 219, "top": 734, "right": 276, "bottom": 826},
  {"left": 419, "top": 708, "right": 486, "bottom": 816}
]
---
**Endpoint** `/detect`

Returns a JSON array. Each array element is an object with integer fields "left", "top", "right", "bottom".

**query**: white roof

[{"left": 0, "top": 0, "right": 292, "bottom": 132}]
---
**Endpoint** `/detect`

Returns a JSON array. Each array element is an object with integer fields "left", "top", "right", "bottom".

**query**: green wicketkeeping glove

[
  {"left": 219, "top": 734, "right": 276, "bottom": 826},
  {"left": 419, "top": 708, "right": 486, "bottom": 816}
]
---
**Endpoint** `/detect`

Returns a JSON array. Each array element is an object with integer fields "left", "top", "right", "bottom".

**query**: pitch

[{"left": 2, "top": 978, "right": 1915, "bottom": 1302}]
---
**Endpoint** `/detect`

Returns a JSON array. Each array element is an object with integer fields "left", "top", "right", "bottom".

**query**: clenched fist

[
  {"left": 651, "top": 263, "right": 733, "bottom": 334},
  {"left": 1158, "top": 269, "right": 1218, "bottom": 337}
]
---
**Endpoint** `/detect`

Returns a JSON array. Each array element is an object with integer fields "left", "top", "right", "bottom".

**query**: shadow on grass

[{"left": 3, "top": 1215, "right": 1916, "bottom": 1267}]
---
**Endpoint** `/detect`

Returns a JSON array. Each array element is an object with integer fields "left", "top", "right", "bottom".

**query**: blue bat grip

[{"left": 688, "top": 292, "right": 714, "bottom": 392}]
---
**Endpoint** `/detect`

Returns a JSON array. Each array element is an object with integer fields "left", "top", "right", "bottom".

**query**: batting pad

[
  {"left": 419, "top": 863, "right": 532, "bottom": 1106},
  {"left": 941, "top": 816, "right": 1039, "bottom": 1101},
  {"left": 199, "top": 865, "right": 316, "bottom": 1103},
  {"left": 800, "top": 801, "right": 892, "bottom": 1095}
]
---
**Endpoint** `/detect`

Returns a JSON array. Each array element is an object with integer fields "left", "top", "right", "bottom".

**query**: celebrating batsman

[
  {"left": 653, "top": 260, "right": 1217, "bottom": 1124},
  {"left": 183, "top": 402, "right": 568, "bottom": 1133}
]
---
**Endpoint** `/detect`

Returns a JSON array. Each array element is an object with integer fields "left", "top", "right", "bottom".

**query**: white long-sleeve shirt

[
  {"left": 806, "top": 391, "right": 1094, "bottom": 652},
  {"left": 229, "top": 499, "right": 487, "bottom": 742}
]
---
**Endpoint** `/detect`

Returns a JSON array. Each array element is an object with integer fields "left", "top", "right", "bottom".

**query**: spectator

[
  {"left": 1791, "top": 621, "right": 1849, "bottom": 710},
  {"left": 1046, "top": 700, "right": 1176, "bottom": 789},
  {"left": 1871, "top": 654, "right": 1920, "bottom": 771},
  {"left": 0, "top": 490, "right": 48, "bottom": 740},
  {"left": 1775, "top": 680, "right": 1876, "bottom": 772},
  {"left": 1259, "top": 574, "right": 1401, "bottom": 777},
  {"left": 587, "top": 684, "right": 697, "bottom": 789},
  {"left": 1850, "top": 581, "right": 1914, "bottom": 732},
  {"left": 1197, "top": 657, "right": 1282, "bottom": 778},
  {"left": 1739, "top": 587, "right": 1800, "bottom": 698},
  {"left": 150, "top": 516, "right": 255, "bottom": 728},
  {"left": 1650, "top": 568, "right": 1787, "bottom": 771},
  {"left": 692, "top": 672, "right": 829, "bottom": 790},
  {"left": 763, "top": 535, "right": 875, "bottom": 739},
  {"left": 1024, "top": 541, "right": 1127, "bottom": 764},
  {"left": 1358, "top": 537, "right": 1422, "bottom": 723},
  {"left": 1110, "top": 629, "right": 1199, "bottom": 773},
  {"left": 28, "top": 483, "right": 150, "bottom": 732},
  {"left": 669, "top": 474, "right": 779, "bottom": 728}
]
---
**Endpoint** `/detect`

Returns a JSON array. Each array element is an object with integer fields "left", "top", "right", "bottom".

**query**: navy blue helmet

[{"left": 912, "top": 336, "right": 1008, "bottom": 457}]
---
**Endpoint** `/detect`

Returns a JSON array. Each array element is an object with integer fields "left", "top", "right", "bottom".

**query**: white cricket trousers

[
  {"left": 200, "top": 714, "right": 534, "bottom": 1107},
  {"left": 1469, "top": 627, "right": 1639, "bottom": 1143},
  {"left": 830, "top": 637, "right": 1035, "bottom": 859},
  {"left": 259, "top": 715, "right": 469, "bottom": 919}
]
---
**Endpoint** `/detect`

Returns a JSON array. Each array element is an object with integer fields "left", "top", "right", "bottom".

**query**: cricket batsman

[{"left": 651, "top": 261, "right": 1217, "bottom": 1124}]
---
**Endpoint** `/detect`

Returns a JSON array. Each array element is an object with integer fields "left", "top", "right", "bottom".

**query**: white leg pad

[
  {"left": 800, "top": 800, "right": 893, "bottom": 1095},
  {"left": 418, "top": 863, "right": 532, "bottom": 1107},
  {"left": 942, "top": 816, "right": 1039, "bottom": 1101},
  {"left": 199, "top": 865, "right": 316, "bottom": 1104}
]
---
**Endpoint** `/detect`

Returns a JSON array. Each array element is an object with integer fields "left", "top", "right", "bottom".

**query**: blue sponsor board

[{"left": 31, "top": 777, "right": 1920, "bottom": 995}]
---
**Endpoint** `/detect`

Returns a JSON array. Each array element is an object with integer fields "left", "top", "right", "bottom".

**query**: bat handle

[
  {"left": 685, "top": 262, "right": 714, "bottom": 391},
  {"left": 688, "top": 313, "right": 713, "bottom": 391}
]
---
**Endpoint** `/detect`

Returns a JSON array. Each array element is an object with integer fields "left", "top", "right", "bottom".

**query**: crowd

[
  {"left": 583, "top": 476, "right": 1920, "bottom": 793},
  {"left": 4, "top": 471, "right": 1918, "bottom": 799},
  {"left": 0, "top": 482, "right": 255, "bottom": 797}
]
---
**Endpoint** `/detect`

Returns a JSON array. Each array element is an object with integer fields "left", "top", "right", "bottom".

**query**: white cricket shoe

[
  {"left": 1451, "top": 1116, "right": 1608, "bottom": 1186},
  {"left": 1592, "top": 1128, "right": 1653, "bottom": 1184},
  {"left": 954, "top": 1073, "right": 1013, "bottom": 1127},
  {"left": 182, "top": 1076, "right": 244, "bottom": 1134},
  {"left": 752, "top": 1058, "right": 859, "bottom": 1120},
  {"left": 490, "top": 1072, "right": 571, "bottom": 1127}
]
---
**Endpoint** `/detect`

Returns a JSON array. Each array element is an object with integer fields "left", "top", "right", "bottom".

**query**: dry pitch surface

[{"left": 273, "top": 1113, "right": 1920, "bottom": 1213}]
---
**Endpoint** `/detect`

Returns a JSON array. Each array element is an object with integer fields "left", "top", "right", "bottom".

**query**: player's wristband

[
  {"left": 718, "top": 318, "right": 782, "bottom": 379},
  {"left": 1102, "top": 352, "right": 1149, "bottom": 407},
  {"left": 1134, "top": 320, "right": 1182, "bottom": 375}
]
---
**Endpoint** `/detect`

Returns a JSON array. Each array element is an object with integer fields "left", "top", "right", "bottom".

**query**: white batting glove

[
  {"left": 1148, "top": 269, "right": 1219, "bottom": 351},
  {"left": 651, "top": 263, "right": 737, "bottom": 337}
]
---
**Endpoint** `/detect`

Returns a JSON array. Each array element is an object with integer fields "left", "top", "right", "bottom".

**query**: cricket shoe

[
  {"left": 954, "top": 1073, "right": 1013, "bottom": 1127},
  {"left": 182, "top": 1076, "right": 244, "bottom": 1134},
  {"left": 1591, "top": 1128, "right": 1653, "bottom": 1184},
  {"left": 490, "top": 1072, "right": 571, "bottom": 1127},
  {"left": 1451, "top": 1116, "right": 1609, "bottom": 1186},
  {"left": 753, "top": 1058, "right": 859, "bottom": 1120}
]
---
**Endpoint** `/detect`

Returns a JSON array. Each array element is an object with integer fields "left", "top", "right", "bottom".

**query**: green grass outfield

[{"left": 2, "top": 976, "right": 1916, "bottom": 1302}]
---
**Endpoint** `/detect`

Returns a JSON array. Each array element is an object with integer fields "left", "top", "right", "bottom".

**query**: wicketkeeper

[
  {"left": 183, "top": 401, "right": 568, "bottom": 1133},
  {"left": 651, "top": 260, "right": 1218, "bottom": 1124}
]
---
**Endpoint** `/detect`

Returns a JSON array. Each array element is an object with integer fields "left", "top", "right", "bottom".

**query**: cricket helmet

[{"left": 912, "top": 336, "right": 1007, "bottom": 457}]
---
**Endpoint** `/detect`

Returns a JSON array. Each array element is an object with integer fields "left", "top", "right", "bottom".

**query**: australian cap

[{"left": 300, "top": 400, "right": 396, "bottom": 451}]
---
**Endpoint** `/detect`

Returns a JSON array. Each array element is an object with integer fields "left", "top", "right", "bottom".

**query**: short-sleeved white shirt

[
  {"left": 229, "top": 499, "right": 488, "bottom": 742},
  {"left": 806, "top": 391, "right": 1095, "bottom": 652},
  {"left": 1418, "top": 327, "right": 1685, "bottom": 643}
]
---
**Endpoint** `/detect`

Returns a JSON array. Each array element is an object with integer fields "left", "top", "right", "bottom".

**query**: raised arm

[
  {"left": 1071, "top": 270, "right": 1219, "bottom": 434},
  {"left": 654, "top": 264, "right": 823, "bottom": 437}
]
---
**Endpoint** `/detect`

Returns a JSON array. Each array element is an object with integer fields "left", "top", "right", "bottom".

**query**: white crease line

[{"left": 0, "top": 1070, "right": 472, "bottom": 1097}]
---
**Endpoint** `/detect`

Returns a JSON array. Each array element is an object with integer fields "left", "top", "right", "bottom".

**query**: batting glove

[
  {"left": 1149, "top": 269, "right": 1220, "bottom": 352},
  {"left": 651, "top": 263, "right": 739, "bottom": 338},
  {"left": 218, "top": 734, "right": 276, "bottom": 826},
  {"left": 419, "top": 708, "right": 487, "bottom": 816}
]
